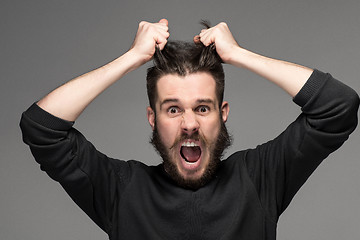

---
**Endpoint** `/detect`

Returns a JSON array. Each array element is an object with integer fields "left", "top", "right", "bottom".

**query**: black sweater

[{"left": 20, "top": 70, "right": 359, "bottom": 239}]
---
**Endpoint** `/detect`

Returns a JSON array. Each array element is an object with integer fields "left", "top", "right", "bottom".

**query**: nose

[{"left": 181, "top": 110, "right": 199, "bottom": 136}]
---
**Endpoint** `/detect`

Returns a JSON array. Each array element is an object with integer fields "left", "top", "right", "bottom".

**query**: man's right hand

[
  {"left": 129, "top": 19, "right": 170, "bottom": 66},
  {"left": 36, "top": 19, "right": 169, "bottom": 122}
]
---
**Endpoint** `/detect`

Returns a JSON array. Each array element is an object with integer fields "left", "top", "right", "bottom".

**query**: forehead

[{"left": 156, "top": 72, "right": 217, "bottom": 103}]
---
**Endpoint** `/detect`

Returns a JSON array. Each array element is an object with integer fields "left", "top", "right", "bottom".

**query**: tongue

[{"left": 181, "top": 146, "right": 201, "bottom": 162}]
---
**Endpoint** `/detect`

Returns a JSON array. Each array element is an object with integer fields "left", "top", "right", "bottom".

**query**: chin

[{"left": 164, "top": 155, "right": 220, "bottom": 190}]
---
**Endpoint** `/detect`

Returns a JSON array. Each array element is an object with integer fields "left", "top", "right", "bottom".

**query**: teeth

[{"left": 181, "top": 142, "right": 198, "bottom": 147}]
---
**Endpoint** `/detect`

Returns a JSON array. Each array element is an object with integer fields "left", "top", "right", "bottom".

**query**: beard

[{"left": 150, "top": 118, "right": 232, "bottom": 190}]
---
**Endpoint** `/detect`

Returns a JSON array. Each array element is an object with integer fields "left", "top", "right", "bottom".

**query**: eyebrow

[
  {"left": 159, "top": 98, "right": 217, "bottom": 110},
  {"left": 196, "top": 99, "right": 216, "bottom": 107},
  {"left": 159, "top": 98, "right": 179, "bottom": 110}
]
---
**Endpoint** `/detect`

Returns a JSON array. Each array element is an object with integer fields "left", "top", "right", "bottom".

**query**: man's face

[{"left": 147, "top": 72, "right": 230, "bottom": 189}]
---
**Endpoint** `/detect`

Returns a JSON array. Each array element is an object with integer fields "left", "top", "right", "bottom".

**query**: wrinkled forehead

[{"left": 156, "top": 72, "right": 218, "bottom": 104}]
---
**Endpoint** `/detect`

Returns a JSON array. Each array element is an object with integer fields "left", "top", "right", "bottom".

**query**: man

[{"left": 20, "top": 19, "right": 359, "bottom": 239}]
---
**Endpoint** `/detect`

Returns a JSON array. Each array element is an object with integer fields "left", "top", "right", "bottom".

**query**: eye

[
  {"left": 196, "top": 105, "right": 210, "bottom": 114},
  {"left": 167, "top": 106, "right": 181, "bottom": 115}
]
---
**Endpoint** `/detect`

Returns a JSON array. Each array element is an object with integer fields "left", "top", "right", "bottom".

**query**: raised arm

[
  {"left": 38, "top": 19, "right": 169, "bottom": 121},
  {"left": 195, "top": 22, "right": 313, "bottom": 97},
  {"left": 196, "top": 22, "right": 360, "bottom": 220}
]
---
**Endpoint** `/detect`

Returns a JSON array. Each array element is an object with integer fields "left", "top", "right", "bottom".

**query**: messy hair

[{"left": 146, "top": 23, "right": 224, "bottom": 111}]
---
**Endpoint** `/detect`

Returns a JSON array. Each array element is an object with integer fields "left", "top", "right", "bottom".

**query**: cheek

[
  {"left": 156, "top": 119, "right": 180, "bottom": 146},
  {"left": 200, "top": 118, "right": 221, "bottom": 141}
]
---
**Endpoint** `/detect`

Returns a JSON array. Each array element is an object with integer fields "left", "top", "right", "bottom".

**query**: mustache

[{"left": 169, "top": 131, "right": 207, "bottom": 150}]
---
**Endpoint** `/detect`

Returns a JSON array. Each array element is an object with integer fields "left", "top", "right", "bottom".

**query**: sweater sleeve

[
  {"left": 19, "top": 103, "right": 131, "bottom": 233},
  {"left": 245, "top": 69, "right": 359, "bottom": 221}
]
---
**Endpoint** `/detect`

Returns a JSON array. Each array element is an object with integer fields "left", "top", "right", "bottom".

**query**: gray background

[{"left": 1, "top": 0, "right": 359, "bottom": 239}]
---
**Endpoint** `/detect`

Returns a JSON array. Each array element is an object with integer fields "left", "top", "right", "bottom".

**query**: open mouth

[{"left": 180, "top": 141, "right": 202, "bottom": 163}]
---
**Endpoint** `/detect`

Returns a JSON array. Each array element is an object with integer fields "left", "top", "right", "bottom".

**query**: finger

[
  {"left": 155, "top": 36, "right": 168, "bottom": 50},
  {"left": 155, "top": 25, "right": 169, "bottom": 33},
  {"left": 198, "top": 30, "right": 213, "bottom": 46},
  {"left": 157, "top": 25, "right": 170, "bottom": 38},
  {"left": 199, "top": 30, "right": 209, "bottom": 38},
  {"left": 193, "top": 35, "right": 201, "bottom": 44},
  {"left": 155, "top": 28, "right": 170, "bottom": 43},
  {"left": 158, "top": 18, "right": 168, "bottom": 26},
  {"left": 154, "top": 22, "right": 169, "bottom": 33},
  {"left": 158, "top": 30, "right": 170, "bottom": 41}
]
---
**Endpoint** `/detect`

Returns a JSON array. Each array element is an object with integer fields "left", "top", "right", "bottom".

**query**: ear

[
  {"left": 147, "top": 106, "right": 155, "bottom": 130},
  {"left": 220, "top": 101, "right": 229, "bottom": 123}
]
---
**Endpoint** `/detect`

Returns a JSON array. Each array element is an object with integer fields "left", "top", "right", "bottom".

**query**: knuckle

[
  {"left": 139, "top": 21, "right": 153, "bottom": 31},
  {"left": 219, "top": 22, "right": 227, "bottom": 26},
  {"left": 139, "top": 21, "right": 146, "bottom": 27},
  {"left": 219, "top": 22, "right": 228, "bottom": 29}
]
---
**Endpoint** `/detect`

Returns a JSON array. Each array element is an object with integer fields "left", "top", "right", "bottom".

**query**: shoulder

[{"left": 219, "top": 150, "right": 249, "bottom": 174}]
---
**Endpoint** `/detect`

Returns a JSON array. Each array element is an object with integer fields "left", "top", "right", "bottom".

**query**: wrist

[
  {"left": 226, "top": 47, "right": 261, "bottom": 69},
  {"left": 126, "top": 49, "right": 152, "bottom": 68},
  {"left": 113, "top": 50, "right": 149, "bottom": 74}
]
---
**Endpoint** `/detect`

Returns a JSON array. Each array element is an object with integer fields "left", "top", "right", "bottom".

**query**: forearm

[
  {"left": 196, "top": 22, "right": 313, "bottom": 97},
  {"left": 229, "top": 47, "right": 313, "bottom": 97},
  {"left": 37, "top": 50, "right": 144, "bottom": 121},
  {"left": 37, "top": 19, "right": 169, "bottom": 122},
  {"left": 38, "top": 51, "right": 143, "bottom": 121}
]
